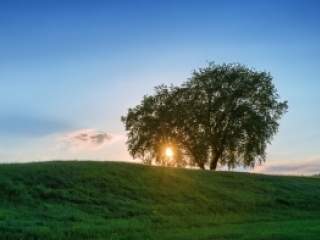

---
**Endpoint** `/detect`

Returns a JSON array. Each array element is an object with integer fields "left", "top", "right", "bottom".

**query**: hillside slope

[{"left": 0, "top": 161, "right": 320, "bottom": 240}]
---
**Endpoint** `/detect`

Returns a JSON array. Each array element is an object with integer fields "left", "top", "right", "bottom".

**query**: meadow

[{"left": 0, "top": 161, "right": 320, "bottom": 239}]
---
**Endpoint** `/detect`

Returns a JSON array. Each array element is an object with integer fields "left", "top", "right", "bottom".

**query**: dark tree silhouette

[{"left": 122, "top": 63, "right": 288, "bottom": 170}]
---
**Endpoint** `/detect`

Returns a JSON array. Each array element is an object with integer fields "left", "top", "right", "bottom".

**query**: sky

[{"left": 0, "top": 0, "right": 319, "bottom": 175}]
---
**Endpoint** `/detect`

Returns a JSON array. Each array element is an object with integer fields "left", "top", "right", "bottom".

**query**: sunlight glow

[{"left": 165, "top": 147, "right": 174, "bottom": 158}]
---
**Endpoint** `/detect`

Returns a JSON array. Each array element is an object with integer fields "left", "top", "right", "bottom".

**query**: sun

[{"left": 165, "top": 147, "right": 174, "bottom": 158}]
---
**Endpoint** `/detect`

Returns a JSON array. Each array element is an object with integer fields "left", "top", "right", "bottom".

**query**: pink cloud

[
  {"left": 253, "top": 157, "right": 320, "bottom": 175},
  {"left": 61, "top": 129, "right": 123, "bottom": 151}
]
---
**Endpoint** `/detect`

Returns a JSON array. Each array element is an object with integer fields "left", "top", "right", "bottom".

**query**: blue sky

[{"left": 0, "top": 0, "right": 319, "bottom": 174}]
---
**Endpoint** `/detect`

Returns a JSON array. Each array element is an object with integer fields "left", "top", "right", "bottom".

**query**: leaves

[{"left": 122, "top": 63, "right": 288, "bottom": 170}]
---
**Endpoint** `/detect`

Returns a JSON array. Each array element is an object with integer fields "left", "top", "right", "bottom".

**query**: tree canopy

[{"left": 121, "top": 63, "right": 288, "bottom": 170}]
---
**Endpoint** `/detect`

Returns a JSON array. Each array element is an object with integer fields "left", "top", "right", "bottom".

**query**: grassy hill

[{"left": 0, "top": 161, "right": 320, "bottom": 240}]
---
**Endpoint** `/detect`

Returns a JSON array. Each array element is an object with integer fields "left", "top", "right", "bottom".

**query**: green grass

[{"left": 0, "top": 161, "right": 320, "bottom": 239}]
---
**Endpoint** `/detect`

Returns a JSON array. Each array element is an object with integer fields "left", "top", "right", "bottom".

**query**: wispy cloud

[
  {"left": 61, "top": 129, "right": 123, "bottom": 151},
  {"left": 0, "top": 128, "right": 129, "bottom": 163},
  {"left": 254, "top": 157, "right": 320, "bottom": 175}
]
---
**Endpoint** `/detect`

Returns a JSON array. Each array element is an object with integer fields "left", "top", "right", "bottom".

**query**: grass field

[{"left": 0, "top": 161, "right": 320, "bottom": 239}]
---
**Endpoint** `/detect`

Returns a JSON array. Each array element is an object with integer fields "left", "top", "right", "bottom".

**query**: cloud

[
  {"left": 253, "top": 157, "right": 320, "bottom": 175},
  {"left": 61, "top": 129, "right": 121, "bottom": 151},
  {"left": 0, "top": 128, "right": 129, "bottom": 163}
]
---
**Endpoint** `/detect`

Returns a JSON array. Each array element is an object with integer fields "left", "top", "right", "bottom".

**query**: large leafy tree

[{"left": 122, "top": 63, "right": 288, "bottom": 170}]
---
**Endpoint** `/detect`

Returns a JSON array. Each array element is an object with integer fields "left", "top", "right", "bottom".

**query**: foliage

[
  {"left": 0, "top": 161, "right": 320, "bottom": 239},
  {"left": 122, "top": 63, "right": 288, "bottom": 169},
  {"left": 121, "top": 86, "right": 186, "bottom": 167}
]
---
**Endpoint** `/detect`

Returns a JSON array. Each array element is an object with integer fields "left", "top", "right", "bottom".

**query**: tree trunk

[
  {"left": 209, "top": 149, "right": 220, "bottom": 170},
  {"left": 198, "top": 162, "right": 205, "bottom": 170},
  {"left": 210, "top": 156, "right": 219, "bottom": 170}
]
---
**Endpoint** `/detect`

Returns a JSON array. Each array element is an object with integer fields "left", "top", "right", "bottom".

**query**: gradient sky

[{"left": 0, "top": 0, "right": 319, "bottom": 174}]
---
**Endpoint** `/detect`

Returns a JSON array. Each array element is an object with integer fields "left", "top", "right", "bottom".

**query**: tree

[
  {"left": 122, "top": 63, "right": 288, "bottom": 170},
  {"left": 121, "top": 86, "right": 186, "bottom": 167}
]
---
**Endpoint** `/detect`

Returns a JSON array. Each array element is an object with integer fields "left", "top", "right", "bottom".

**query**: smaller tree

[{"left": 121, "top": 86, "right": 187, "bottom": 167}]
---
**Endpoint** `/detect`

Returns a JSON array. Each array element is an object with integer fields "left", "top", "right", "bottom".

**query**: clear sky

[{"left": 1, "top": 0, "right": 319, "bottom": 174}]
